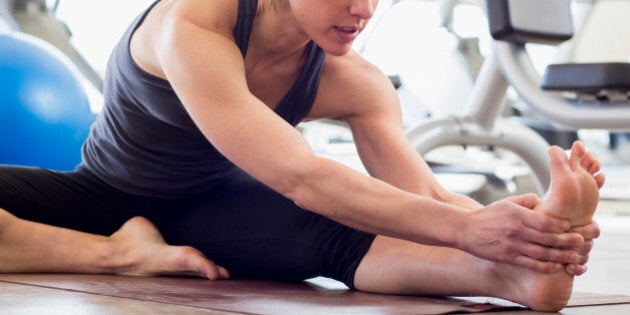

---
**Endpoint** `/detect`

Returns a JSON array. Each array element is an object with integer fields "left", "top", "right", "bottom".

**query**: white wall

[
  {"left": 572, "top": 0, "right": 630, "bottom": 62},
  {"left": 55, "top": 0, "right": 154, "bottom": 75}
]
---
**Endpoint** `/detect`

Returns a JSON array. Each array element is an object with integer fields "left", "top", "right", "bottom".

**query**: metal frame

[{"left": 406, "top": 49, "right": 553, "bottom": 194}]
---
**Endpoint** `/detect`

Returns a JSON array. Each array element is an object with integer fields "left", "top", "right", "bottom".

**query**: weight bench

[
  {"left": 542, "top": 62, "right": 630, "bottom": 103},
  {"left": 406, "top": 0, "right": 630, "bottom": 195}
]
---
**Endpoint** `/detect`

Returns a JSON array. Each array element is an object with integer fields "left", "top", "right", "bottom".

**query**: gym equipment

[
  {"left": 405, "top": 0, "right": 630, "bottom": 195},
  {"left": 0, "top": 31, "right": 95, "bottom": 170}
]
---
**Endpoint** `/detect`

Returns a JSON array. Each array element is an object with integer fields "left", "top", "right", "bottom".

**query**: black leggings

[{"left": 0, "top": 165, "right": 375, "bottom": 288}]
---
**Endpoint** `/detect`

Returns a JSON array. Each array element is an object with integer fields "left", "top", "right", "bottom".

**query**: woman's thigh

[
  {"left": 153, "top": 169, "right": 376, "bottom": 288},
  {"left": 0, "top": 165, "right": 138, "bottom": 235}
]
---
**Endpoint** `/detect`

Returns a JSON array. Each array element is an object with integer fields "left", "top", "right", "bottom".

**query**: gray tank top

[{"left": 79, "top": 0, "right": 326, "bottom": 197}]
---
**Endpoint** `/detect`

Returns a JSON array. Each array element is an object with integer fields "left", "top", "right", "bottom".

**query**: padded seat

[{"left": 541, "top": 62, "right": 630, "bottom": 93}]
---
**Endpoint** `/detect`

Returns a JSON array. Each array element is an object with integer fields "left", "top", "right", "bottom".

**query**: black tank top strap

[
  {"left": 275, "top": 43, "right": 326, "bottom": 126},
  {"left": 234, "top": 0, "right": 257, "bottom": 57}
]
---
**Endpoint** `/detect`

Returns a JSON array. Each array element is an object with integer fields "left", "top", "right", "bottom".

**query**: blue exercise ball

[{"left": 0, "top": 32, "right": 95, "bottom": 171}]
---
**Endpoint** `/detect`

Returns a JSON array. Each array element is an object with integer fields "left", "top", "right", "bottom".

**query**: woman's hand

[
  {"left": 564, "top": 220, "right": 601, "bottom": 276},
  {"left": 457, "top": 194, "right": 585, "bottom": 273}
]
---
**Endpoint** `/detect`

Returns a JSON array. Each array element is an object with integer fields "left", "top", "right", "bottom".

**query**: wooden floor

[
  {"left": 1, "top": 275, "right": 629, "bottom": 314},
  {"left": 1, "top": 199, "right": 630, "bottom": 314}
]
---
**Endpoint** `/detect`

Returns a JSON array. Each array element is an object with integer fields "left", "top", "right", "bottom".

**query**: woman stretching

[{"left": 0, "top": 0, "right": 603, "bottom": 311}]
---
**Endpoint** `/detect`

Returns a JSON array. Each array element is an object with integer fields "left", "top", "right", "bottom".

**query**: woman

[{"left": 0, "top": 0, "right": 604, "bottom": 311}]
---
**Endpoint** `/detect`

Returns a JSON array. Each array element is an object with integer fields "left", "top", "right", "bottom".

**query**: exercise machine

[{"left": 405, "top": 0, "right": 630, "bottom": 195}]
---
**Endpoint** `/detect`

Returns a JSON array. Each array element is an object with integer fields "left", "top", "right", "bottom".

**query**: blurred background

[{"left": 1, "top": 0, "right": 629, "bottom": 202}]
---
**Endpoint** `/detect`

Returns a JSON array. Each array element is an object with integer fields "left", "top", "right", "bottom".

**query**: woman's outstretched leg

[
  {"left": 0, "top": 210, "right": 228, "bottom": 279},
  {"left": 353, "top": 142, "right": 604, "bottom": 312}
]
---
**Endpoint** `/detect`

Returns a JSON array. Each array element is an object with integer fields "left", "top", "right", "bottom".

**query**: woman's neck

[{"left": 247, "top": 0, "right": 311, "bottom": 63}]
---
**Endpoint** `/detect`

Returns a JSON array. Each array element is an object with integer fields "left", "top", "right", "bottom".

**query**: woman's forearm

[{"left": 282, "top": 157, "right": 470, "bottom": 248}]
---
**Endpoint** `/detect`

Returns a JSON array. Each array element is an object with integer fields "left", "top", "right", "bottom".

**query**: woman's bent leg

[
  {"left": 0, "top": 166, "right": 129, "bottom": 234},
  {"left": 151, "top": 169, "right": 376, "bottom": 288},
  {"left": 0, "top": 166, "right": 226, "bottom": 278}
]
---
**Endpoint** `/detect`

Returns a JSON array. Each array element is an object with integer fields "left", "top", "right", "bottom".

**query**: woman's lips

[{"left": 333, "top": 26, "right": 360, "bottom": 42}]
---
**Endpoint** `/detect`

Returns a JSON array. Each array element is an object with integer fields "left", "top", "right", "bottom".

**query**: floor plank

[
  {"left": 2, "top": 273, "right": 630, "bottom": 314},
  {"left": 0, "top": 281, "right": 237, "bottom": 315}
]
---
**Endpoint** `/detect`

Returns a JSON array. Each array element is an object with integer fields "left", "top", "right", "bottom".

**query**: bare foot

[
  {"left": 538, "top": 142, "right": 604, "bottom": 226},
  {"left": 493, "top": 142, "right": 604, "bottom": 311},
  {"left": 108, "top": 216, "right": 230, "bottom": 280},
  {"left": 492, "top": 258, "right": 572, "bottom": 312}
]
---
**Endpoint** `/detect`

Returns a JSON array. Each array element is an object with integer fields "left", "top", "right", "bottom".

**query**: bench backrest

[{"left": 486, "top": 0, "right": 574, "bottom": 45}]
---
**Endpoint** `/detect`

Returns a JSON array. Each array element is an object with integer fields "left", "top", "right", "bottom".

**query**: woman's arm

[
  {"left": 140, "top": 1, "right": 582, "bottom": 271},
  {"left": 328, "top": 52, "right": 597, "bottom": 274}
]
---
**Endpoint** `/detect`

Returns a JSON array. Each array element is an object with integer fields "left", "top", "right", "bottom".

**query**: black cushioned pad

[{"left": 542, "top": 62, "right": 630, "bottom": 92}]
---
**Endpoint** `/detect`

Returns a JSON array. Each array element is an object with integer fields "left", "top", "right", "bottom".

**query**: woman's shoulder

[
  {"left": 324, "top": 51, "right": 393, "bottom": 95},
  {"left": 309, "top": 51, "right": 399, "bottom": 120},
  {"left": 146, "top": 0, "right": 241, "bottom": 36},
  {"left": 130, "top": 0, "right": 244, "bottom": 79},
  {"left": 324, "top": 50, "right": 378, "bottom": 76}
]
